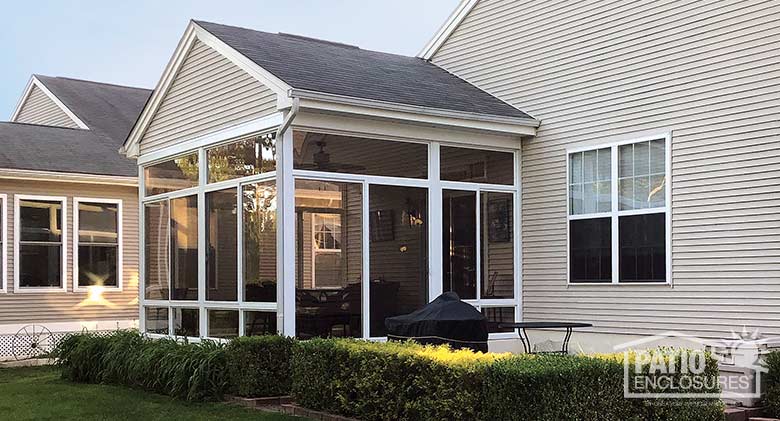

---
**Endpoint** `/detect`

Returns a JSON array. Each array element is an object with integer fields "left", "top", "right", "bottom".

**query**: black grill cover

[{"left": 385, "top": 292, "right": 489, "bottom": 352}]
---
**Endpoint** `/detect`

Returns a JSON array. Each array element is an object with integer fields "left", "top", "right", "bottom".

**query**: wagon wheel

[{"left": 12, "top": 325, "right": 54, "bottom": 361}]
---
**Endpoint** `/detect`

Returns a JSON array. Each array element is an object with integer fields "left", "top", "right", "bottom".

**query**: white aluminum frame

[
  {"left": 0, "top": 194, "right": 6, "bottom": 293},
  {"left": 14, "top": 194, "right": 68, "bottom": 293},
  {"left": 138, "top": 121, "right": 524, "bottom": 341},
  {"left": 565, "top": 132, "right": 673, "bottom": 286},
  {"left": 72, "top": 197, "right": 123, "bottom": 292}
]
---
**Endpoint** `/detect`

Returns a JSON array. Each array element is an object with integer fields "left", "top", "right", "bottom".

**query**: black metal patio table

[{"left": 498, "top": 322, "right": 593, "bottom": 354}]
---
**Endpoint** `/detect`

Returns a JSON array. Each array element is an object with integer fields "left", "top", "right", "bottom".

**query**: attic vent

[{"left": 278, "top": 33, "right": 359, "bottom": 49}]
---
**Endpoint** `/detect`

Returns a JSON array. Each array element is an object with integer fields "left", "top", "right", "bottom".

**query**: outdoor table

[{"left": 498, "top": 322, "right": 593, "bottom": 354}]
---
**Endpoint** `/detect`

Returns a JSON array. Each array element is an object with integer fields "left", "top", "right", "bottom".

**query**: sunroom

[{"left": 123, "top": 20, "right": 538, "bottom": 343}]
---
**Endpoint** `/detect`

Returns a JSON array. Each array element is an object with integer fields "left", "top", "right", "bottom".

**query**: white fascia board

[
  {"left": 291, "top": 89, "right": 538, "bottom": 136},
  {"left": 123, "top": 21, "right": 293, "bottom": 158},
  {"left": 0, "top": 168, "right": 137, "bottom": 186},
  {"left": 418, "top": 0, "right": 479, "bottom": 60},
  {"left": 10, "top": 76, "right": 89, "bottom": 129}
]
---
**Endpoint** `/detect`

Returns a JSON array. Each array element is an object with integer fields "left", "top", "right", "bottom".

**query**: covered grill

[{"left": 385, "top": 292, "right": 489, "bottom": 352}]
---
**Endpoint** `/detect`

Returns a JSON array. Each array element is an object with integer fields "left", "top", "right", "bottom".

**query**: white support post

[
  {"left": 277, "top": 127, "right": 297, "bottom": 336},
  {"left": 198, "top": 148, "right": 208, "bottom": 336},
  {"left": 428, "top": 143, "right": 443, "bottom": 302}
]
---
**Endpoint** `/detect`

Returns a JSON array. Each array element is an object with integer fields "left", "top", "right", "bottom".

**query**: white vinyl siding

[
  {"left": 431, "top": 0, "right": 780, "bottom": 338},
  {"left": 139, "top": 39, "right": 278, "bottom": 155},
  {"left": 13, "top": 86, "right": 80, "bottom": 128}
]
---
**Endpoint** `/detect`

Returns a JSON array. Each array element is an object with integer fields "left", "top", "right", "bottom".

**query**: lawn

[{"left": 0, "top": 365, "right": 303, "bottom": 421}]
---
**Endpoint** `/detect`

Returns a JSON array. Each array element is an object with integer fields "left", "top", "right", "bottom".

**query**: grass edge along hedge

[{"left": 55, "top": 331, "right": 724, "bottom": 420}]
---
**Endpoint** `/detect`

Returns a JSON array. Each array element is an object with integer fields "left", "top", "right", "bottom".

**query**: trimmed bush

[
  {"left": 54, "top": 330, "right": 229, "bottom": 401},
  {"left": 225, "top": 335, "right": 295, "bottom": 397},
  {"left": 763, "top": 351, "right": 780, "bottom": 417},
  {"left": 292, "top": 339, "right": 723, "bottom": 421}
]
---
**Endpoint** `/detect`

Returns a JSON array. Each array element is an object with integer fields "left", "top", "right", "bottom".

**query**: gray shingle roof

[
  {"left": 0, "top": 122, "right": 137, "bottom": 177},
  {"left": 35, "top": 75, "right": 152, "bottom": 144},
  {"left": 194, "top": 21, "right": 532, "bottom": 121}
]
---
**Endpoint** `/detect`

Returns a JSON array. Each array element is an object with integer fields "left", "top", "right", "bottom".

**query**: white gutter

[{"left": 0, "top": 168, "right": 137, "bottom": 186}]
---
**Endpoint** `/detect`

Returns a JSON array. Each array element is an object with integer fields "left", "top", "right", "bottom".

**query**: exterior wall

[
  {"left": 13, "top": 85, "right": 79, "bottom": 128},
  {"left": 431, "top": 0, "right": 780, "bottom": 339},
  {"left": 138, "top": 39, "right": 278, "bottom": 155},
  {"left": 0, "top": 178, "right": 139, "bottom": 330}
]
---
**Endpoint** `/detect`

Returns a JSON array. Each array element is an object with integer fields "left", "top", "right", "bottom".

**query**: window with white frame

[
  {"left": 75, "top": 199, "right": 121, "bottom": 289},
  {"left": 16, "top": 196, "right": 66, "bottom": 290},
  {"left": 568, "top": 137, "right": 669, "bottom": 284},
  {"left": 0, "top": 195, "right": 6, "bottom": 292}
]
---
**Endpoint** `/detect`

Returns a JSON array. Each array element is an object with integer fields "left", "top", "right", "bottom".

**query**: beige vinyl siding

[
  {"left": 0, "top": 179, "right": 138, "bottom": 325},
  {"left": 14, "top": 85, "right": 80, "bottom": 128},
  {"left": 139, "top": 39, "right": 278, "bottom": 155},
  {"left": 432, "top": 0, "right": 780, "bottom": 338}
]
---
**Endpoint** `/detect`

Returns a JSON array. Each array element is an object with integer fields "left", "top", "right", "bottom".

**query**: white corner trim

[
  {"left": 418, "top": 0, "right": 479, "bottom": 60},
  {"left": 0, "top": 194, "right": 6, "bottom": 293},
  {"left": 14, "top": 194, "right": 68, "bottom": 293},
  {"left": 0, "top": 168, "right": 137, "bottom": 186},
  {"left": 72, "top": 197, "right": 123, "bottom": 293},
  {"left": 11, "top": 76, "right": 89, "bottom": 129},
  {"left": 123, "top": 21, "right": 293, "bottom": 158}
]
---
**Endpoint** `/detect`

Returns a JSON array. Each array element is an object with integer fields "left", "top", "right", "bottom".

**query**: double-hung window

[
  {"left": 75, "top": 199, "right": 121, "bottom": 290},
  {"left": 568, "top": 136, "right": 670, "bottom": 284},
  {"left": 16, "top": 196, "right": 67, "bottom": 291}
]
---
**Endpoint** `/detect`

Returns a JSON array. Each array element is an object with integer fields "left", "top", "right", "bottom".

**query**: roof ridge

[
  {"left": 35, "top": 74, "right": 152, "bottom": 92},
  {"left": 0, "top": 120, "right": 88, "bottom": 131},
  {"left": 278, "top": 33, "right": 359, "bottom": 49}
]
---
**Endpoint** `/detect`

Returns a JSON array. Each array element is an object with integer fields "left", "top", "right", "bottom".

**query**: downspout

[{"left": 276, "top": 96, "right": 300, "bottom": 138}]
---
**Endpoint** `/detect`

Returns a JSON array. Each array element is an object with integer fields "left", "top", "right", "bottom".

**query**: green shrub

[
  {"left": 763, "top": 351, "right": 780, "bottom": 417},
  {"left": 225, "top": 335, "right": 295, "bottom": 397},
  {"left": 292, "top": 339, "right": 724, "bottom": 421},
  {"left": 54, "top": 330, "right": 228, "bottom": 401}
]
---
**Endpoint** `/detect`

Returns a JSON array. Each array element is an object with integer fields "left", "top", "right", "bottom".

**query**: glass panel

[
  {"left": 145, "top": 307, "right": 169, "bottom": 335},
  {"left": 619, "top": 139, "right": 666, "bottom": 210},
  {"left": 369, "top": 185, "right": 429, "bottom": 337},
  {"left": 144, "top": 201, "right": 169, "bottom": 300},
  {"left": 619, "top": 213, "right": 666, "bottom": 282},
  {"left": 206, "top": 188, "right": 237, "bottom": 301},
  {"left": 243, "top": 182, "right": 277, "bottom": 303},
  {"left": 171, "top": 196, "right": 198, "bottom": 300},
  {"left": 443, "top": 190, "right": 477, "bottom": 299},
  {"left": 440, "top": 146, "right": 514, "bottom": 185},
  {"left": 78, "top": 245, "right": 118, "bottom": 287},
  {"left": 480, "top": 192, "right": 514, "bottom": 299},
  {"left": 172, "top": 308, "right": 199, "bottom": 337},
  {"left": 144, "top": 153, "right": 199, "bottom": 196},
  {"left": 207, "top": 134, "right": 276, "bottom": 183},
  {"left": 482, "top": 307, "right": 515, "bottom": 333},
  {"left": 570, "top": 148, "right": 610, "bottom": 215},
  {"left": 295, "top": 180, "right": 362, "bottom": 338},
  {"left": 78, "top": 203, "right": 118, "bottom": 243},
  {"left": 208, "top": 310, "right": 238, "bottom": 338},
  {"left": 244, "top": 311, "right": 277, "bottom": 336},
  {"left": 19, "top": 200, "right": 62, "bottom": 242},
  {"left": 19, "top": 244, "right": 61, "bottom": 287},
  {"left": 293, "top": 131, "right": 427, "bottom": 179},
  {"left": 569, "top": 218, "right": 612, "bottom": 283}
]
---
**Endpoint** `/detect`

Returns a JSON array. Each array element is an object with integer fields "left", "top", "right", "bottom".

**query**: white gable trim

[
  {"left": 122, "top": 21, "right": 292, "bottom": 158},
  {"left": 10, "top": 76, "right": 89, "bottom": 129},
  {"left": 418, "top": 0, "right": 479, "bottom": 60}
]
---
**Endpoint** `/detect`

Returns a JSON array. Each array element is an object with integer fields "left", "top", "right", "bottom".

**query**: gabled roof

[
  {"left": 418, "top": 0, "right": 478, "bottom": 60},
  {"left": 34, "top": 75, "right": 152, "bottom": 144},
  {"left": 195, "top": 20, "right": 531, "bottom": 120},
  {"left": 0, "top": 122, "right": 137, "bottom": 177}
]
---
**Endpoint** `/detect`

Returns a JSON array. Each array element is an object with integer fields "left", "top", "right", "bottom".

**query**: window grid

[{"left": 567, "top": 135, "right": 671, "bottom": 285}]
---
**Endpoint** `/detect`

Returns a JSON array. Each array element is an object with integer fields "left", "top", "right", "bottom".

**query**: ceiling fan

[{"left": 297, "top": 140, "right": 367, "bottom": 173}]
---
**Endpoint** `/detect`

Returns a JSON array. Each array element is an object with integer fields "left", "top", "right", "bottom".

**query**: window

[
  {"left": 145, "top": 307, "right": 169, "bottom": 334},
  {"left": 0, "top": 195, "right": 6, "bottom": 292},
  {"left": 207, "top": 133, "right": 276, "bottom": 183},
  {"left": 206, "top": 189, "right": 238, "bottom": 301},
  {"left": 171, "top": 196, "right": 198, "bottom": 300},
  {"left": 482, "top": 307, "right": 515, "bottom": 333},
  {"left": 208, "top": 310, "right": 238, "bottom": 338},
  {"left": 293, "top": 131, "right": 428, "bottom": 179},
  {"left": 568, "top": 137, "right": 669, "bottom": 284},
  {"left": 16, "top": 197, "right": 66, "bottom": 290},
  {"left": 244, "top": 311, "right": 277, "bottom": 336},
  {"left": 144, "top": 153, "right": 199, "bottom": 196},
  {"left": 243, "top": 182, "right": 277, "bottom": 302},
  {"left": 441, "top": 146, "right": 514, "bottom": 185},
  {"left": 172, "top": 308, "right": 199, "bottom": 337},
  {"left": 144, "top": 201, "right": 169, "bottom": 300},
  {"left": 75, "top": 199, "right": 121, "bottom": 289}
]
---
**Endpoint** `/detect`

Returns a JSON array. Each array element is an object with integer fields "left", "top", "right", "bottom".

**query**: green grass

[{"left": 0, "top": 366, "right": 303, "bottom": 421}]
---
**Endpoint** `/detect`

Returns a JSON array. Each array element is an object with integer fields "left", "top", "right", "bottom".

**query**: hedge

[
  {"left": 55, "top": 331, "right": 724, "bottom": 420},
  {"left": 763, "top": 350, "right": 780, "bottom": 417}
]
